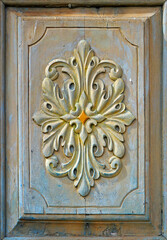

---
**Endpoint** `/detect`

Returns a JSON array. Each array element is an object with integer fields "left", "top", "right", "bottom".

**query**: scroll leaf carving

[{"left": 33, "top": 40, "right": 135, "bottom": 197}]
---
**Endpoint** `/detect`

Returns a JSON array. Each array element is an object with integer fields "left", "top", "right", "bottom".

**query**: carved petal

[
  {"left": 91, "top": 114, "right": 106, "bottom": 122},
  {"left": 79, "top": 91, "right": 88, "bottom": 110},
  {"left": 100, "top": 78, "right": 125, "bottom": 114},
  {"left": 32, "top": 110, "right": 58, "bottom": 125},
  {"left": 112, "top": 78, "right": 125, "bottom": 99},
  {"left": 42, "top": 120, "right": 64, "bottom": 133},
  {"left": 60, "top": 114, "right": 75, "bottom": 121},
  {"left": 104, "top": 120, "right": 126, "bottom": 133},
  {"left": 78, "top": 174, "right": 91, "bottom": 197},
  {"left": 46, "top": 156, "right": 69, "bottom": 177},
  {"left": 109, "top": 110, "right": 135, "bottom": 126},
  {"left": 70, "top": 103, "right": 82, "bottom": 116},
  {"left": 43, "top": 132, "right": 56, "bottom": 157},
  {"left": 112, "top": 134, "right": 125, "bottom": 158},
  {"left": 63, "top": 127, "right": 76, "bottom": 157},
  {"left": 70, "top": 119, "right": 82, "bottom": 133},
  {"left": 80, "top": 125, "right": 88, "bottom": 144},
  {"left": 42, "top": 77, "right": 55, "bottom": 96},
  {"left": 100, "top": 156, "right": 122, "bottom": 178},
  {"left": 85, "top": 119, "right": 97, "bottom": 133},
  {"left": 54, "top": 123, "right": 69, "bottom": 151},
  {"left": 99, "top": 125, "right": 125, "bottom": 158},
  {"left": 90, "top": 79, "right": 105, "bottom": 108},
  {"left": 103, "top": 103, "right": 125, "bottom": 116},
  {"left": 77, "top": 39, "right": 91, "bottom": 65},
  {"left": 90, "top": 132, "right": 105, "bottom": 157}
]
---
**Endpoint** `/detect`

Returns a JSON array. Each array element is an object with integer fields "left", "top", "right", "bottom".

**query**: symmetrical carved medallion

[{"left": 33, "top": 40, "right": 135, "bottom": 197}]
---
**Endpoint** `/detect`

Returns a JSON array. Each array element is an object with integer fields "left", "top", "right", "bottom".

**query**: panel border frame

[{"left": 0, "top": 2, "right": 5, "bottom": 240}]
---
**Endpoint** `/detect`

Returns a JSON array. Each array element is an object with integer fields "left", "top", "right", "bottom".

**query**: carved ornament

[{"left": 33, "top": 40, "right": 135, "bottom": 197}]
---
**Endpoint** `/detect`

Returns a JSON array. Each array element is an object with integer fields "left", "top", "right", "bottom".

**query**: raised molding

[
  {"left": 3, "top": 237, "right": 167, "bottom": 240},
  {"left": 26, "top": 25, "right": 139, "bottom": 208},
  {"left": 162, "top": 1, "right": 167, "bottom": 238},
  {"left": 1, "top": 0, "right": 166, "bottom": 6},
  {"left": 0, "top": 2, "right": 5, "bottom": 239},
  {"left": 27, "top": 25, "right": 140, "bottom": 212}
]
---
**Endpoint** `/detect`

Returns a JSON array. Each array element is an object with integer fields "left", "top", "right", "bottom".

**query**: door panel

[{"left": 5, "top": 7, "right": 162, "bottom": 238}]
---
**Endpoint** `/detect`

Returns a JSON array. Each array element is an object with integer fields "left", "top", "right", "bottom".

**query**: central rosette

[
  {"left": 78, "top": 110, "right": 89, "bottom": 124},
  {"left": 60, "top": 91, "right": 106, "bottom": 144}
]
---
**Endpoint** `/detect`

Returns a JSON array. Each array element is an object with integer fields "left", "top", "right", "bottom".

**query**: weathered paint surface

[
  {"left": 3, "top": 6, "right": 163, "bottom": 239},
  {"left": 163, "top": 1, "right": 167, "bottom": 238},
  {"left": 21, "top": 9, "right": 143, "bottom": 217},
  {"left": 0, "top": 2, "right": 5, "bottom": 240},
  {"left": 1, "top": 0, "right": 166, "bottom": 6}
]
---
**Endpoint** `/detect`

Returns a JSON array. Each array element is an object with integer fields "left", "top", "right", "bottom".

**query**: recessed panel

[{"left": 22, "top": 25, "right": 143, "bottom": 216}]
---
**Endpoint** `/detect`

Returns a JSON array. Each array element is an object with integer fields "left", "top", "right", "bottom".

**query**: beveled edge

[
  {"left": 0, "top": 0, "right": 166, "bottom": 7},
  {"left": 0, "top": 1, "right": 5, "bottom": 240},
  {"left": 3, "top": 236, "right": 167, "bottom": 240},
  {"left": 162, "top": 1, "right": 167, "bottom": 238},
  {"left": 2, "top": 236, "right": 167, "bottom": 240}
]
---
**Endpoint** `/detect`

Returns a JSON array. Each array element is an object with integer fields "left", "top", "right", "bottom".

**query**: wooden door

[{"left": 1, "top": 2, "right": 166, "bottom": 239}]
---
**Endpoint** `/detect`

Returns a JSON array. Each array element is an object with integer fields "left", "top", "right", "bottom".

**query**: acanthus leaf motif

[{"left": 33, "top": 40, "right": 135, "bottom": 197}]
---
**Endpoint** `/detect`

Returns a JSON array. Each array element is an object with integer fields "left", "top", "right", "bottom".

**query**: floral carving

[{"left": 33, "top": 40, "right": 135, "bottom": 197}]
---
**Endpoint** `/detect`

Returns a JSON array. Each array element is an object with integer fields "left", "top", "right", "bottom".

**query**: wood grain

[
  {"left": 6, "top": 7, "right": 19, "bottom": 235},
  {"left": 149, "top": 7, "right": 162, "bottom": 232},
  {"left": 0, "top": 2, "right": 5, "bottom": 239},
  {"left": 1, "top": 0, "right": 166, "bottom": 6},
  {"left": 163, "top": 1, "right": 167, "bottom": 238},
  {"left": 3, "top": 236, "right": 167, "bottom": 240}
]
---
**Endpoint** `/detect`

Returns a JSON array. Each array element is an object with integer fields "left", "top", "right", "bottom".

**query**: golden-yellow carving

[
  {"left": 33, "top": 40, "right": 135, "bottom": 197},
  {"left": 78, "top": 110, "right": 90, "bottom": 124}
]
